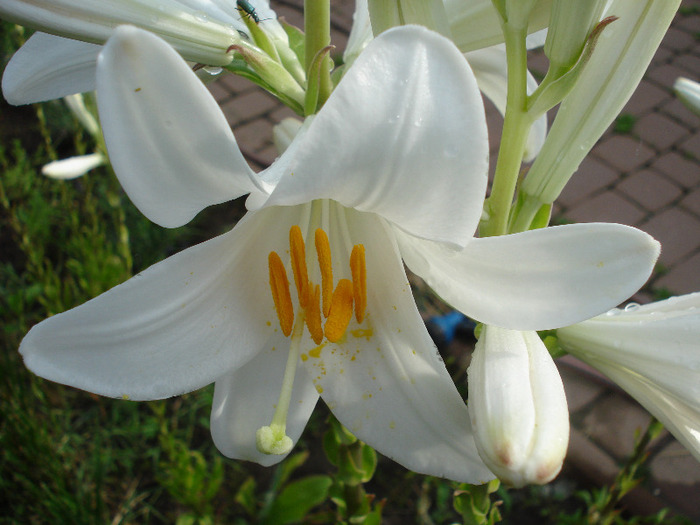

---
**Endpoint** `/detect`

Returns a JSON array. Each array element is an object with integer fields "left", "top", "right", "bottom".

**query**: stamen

[
  {"left": 324, "top": 279, "right": 354, "bottom": 343},
  {"left": 350, "top": 244, "right": 367, "bottom": 323},
  {"left": 289, "top": 225, "right": 309, "bottom": 308},
  {"left": 315, "top": 228, "right": 333, "bottom": 318},
  {"left": 305, "top": 284, "right": 323, "bottom": 345},
  {"left": 268, "top": 251, "right": 294, "bottom": 336}
]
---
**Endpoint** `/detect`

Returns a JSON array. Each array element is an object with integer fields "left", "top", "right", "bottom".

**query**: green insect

[{"left": 236, "top": 0, "right": 262, "bottom": 23}]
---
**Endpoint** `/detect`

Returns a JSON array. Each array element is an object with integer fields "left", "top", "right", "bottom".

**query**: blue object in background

[{"left": 425, "top": 311, "right": 476, "bottom": 349}]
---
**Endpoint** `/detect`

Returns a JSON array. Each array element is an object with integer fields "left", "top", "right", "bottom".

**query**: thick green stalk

[
  {"left": 304, "top": 0, "right": 332, "bottom": 110},
  {"left": 481, "top": 25, "right": 533, "bottom": 237}
]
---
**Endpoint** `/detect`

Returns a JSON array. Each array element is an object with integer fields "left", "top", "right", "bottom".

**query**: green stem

[
  {"left": 481, "top": 25, "right": 533, "bottom": 237},
  {"left": 304, "top": 0, "right": 332, "bottom": 110}
]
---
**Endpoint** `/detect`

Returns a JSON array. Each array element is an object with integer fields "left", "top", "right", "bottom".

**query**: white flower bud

[
  {"left": 674, "top": 77, "right": 700, "bottom": 117},
  {"left": 468, "top": 326, "right": 569, "bottom": 487}
]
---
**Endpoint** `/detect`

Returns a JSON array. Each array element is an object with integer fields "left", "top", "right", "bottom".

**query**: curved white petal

[
  {"left": 210, "top": 344, "right": 319, "bottom": 466},
  {"left": 0, "top": 0, "right": 241, "bottom": 65},
  {"left": 468, "top": 327, "right": 568, "bottom": 487},
  {"left": 19, "top": 205, "right": 303, "bottom": 400},
  {"left": 301, "top": 209, "right": 493, "bottom": 483},
  {"left": 344, "top": 0, "right": 373, "bottom": 67},
  {"left": 558, "top": 293, "right": 700, "bottom": 461},
  {"left": 397, "top": 223, "right": 660, "bottom": 330},
  {"left": 2, "top": 33, "right": 100, "bottom": 105},
  {"left": 467, "top": 45, "right": 547, "bottom": 161},
  {"left": 256, "top": 25, "right": 488, "bottom": 248},
  {"left": 42, "top": 152, "right": 106, "bottom": 179},
  {"left": 97, "top": 26, "right": 259, "bottom": 228}
]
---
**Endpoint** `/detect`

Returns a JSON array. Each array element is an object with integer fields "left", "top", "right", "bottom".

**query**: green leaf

[{"left": 262, "top": 475, "right": 332, "bottom": 525}]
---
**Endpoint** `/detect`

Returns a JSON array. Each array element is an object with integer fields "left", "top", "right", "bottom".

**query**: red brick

[
  {"left": 593, "top": 135, "right": 656, "bottom": 172},
  {"left": 563, "top": 190, "right": 646, "bottom": 226},
  {"left": 558, "top": 156, "right": 619, "bottom": 207},
  {"left": 617, "top": 169, "right": 683, "bottom": 210},
  {"left": 652, "top": 151, "right": 700, "bottom": 188},
  {"left": 655, "top": 250, "right": 700, "bottom": 295},
  {"left": 640, "top": 207, "right": 700, "bottom": 265},
  {"left": 635, "top": 112, "right": 690, "bottom": 150}
]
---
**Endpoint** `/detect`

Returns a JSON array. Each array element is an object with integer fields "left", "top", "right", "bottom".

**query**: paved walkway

[{"left": 210, "top": 2, "right": 700, "bottom": 521}]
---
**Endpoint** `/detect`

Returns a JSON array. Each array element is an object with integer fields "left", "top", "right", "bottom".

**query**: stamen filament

[
  {"left": 315, "top": 228, "right": 333, "bottom": 318},
  {"left": 324, "top": 279, "right": 354, "bottom": 343},
  {"left": 350, "top": 244, "right": 367, "bottom": 323},
  {"left": 268, "top": 251, "right": 294, "bottom": 336}
]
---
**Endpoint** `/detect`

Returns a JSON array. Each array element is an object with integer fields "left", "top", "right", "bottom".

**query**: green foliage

[
  {"left": 613, "top": 114, "right": 637, "bottom": 134},
  {"left": 453, "top": 480, "right": 503, "bottom": 525}
]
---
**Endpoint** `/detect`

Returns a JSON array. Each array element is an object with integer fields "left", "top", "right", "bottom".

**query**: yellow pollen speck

[
  {"left": 266, "top": 321, "right": 271, "bottom": 326},
  {"left": 122, "top": 394, "right": 130, "bottom": 400},
  {"left": 389, "top": 421, "right": 396, "bottom": 429},
  {"left": 351, "top": 355, "right": 356, "bottom": 361},
  {"left": 351, "top": 328, "right": 373, "bottom": 340},
  {"left": 309, "top": 346, "right": 323, "bottom": 359},
  {"left": 315, "top": 385, "right": 324, "bottom": 394},
  {"left": 301, "top": 354, "right": 308, "bottom": 362}
]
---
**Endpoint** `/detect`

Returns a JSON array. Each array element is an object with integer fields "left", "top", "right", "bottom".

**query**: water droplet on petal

[
  {"left": 203, "top": 66, "right": 223, "bottom": 75},
  {"left": 624, "top": 302, "right": 640, "bottom": 312}
]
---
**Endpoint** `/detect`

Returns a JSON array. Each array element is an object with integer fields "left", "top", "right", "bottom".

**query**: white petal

[
  {"left": 398, "top": 223, "right": 660, "bottom": 330},
  {"left": 558, "top": 293, "right": 700, "bottom": 460},
  {"left": 467, "top": 45, "right": 547, "bottom": 161},
  {"left": 674, "top": 77, "right": 700, "bottom": 117},
  {"left": 344, "top": 0, "right": 373, "bottom": 67},
  {"left": 42, "top": 153, "right": 106, "bottom": 179},
  {"left": 97, "top": 26, "right": 259, "bottom": 228},
  {"left": 302, "top": 209, "right": 494, "bottom": 483},
  {"left": 210, "top": 344, "right": 319, "bottom": 466},
  {"left": 19, "top": 205, "right": 302, "bottom": 401},
  {"left": 257, "top": 25, "right": 488, "bottom": 247},
  {"left": 0, "top": 0, "right": 241, "bottom": 65},
  {"left": 2, "top": 33, "right": 100, "bottom": 105}
]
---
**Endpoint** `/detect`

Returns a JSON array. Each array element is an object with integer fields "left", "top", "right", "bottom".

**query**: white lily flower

[
  {"left": 468, "top": 326, "right": 569, "bottom": 487},
  {"left": 557, "top": 293, "right": 700, "bottom": 463},
  {"left": 674, "top": 77, "right": 700, "bottom": 117},
  {"left": 0, "top": 0, "right": 281, "bottom": 104},
  {"left": 20, "top": 25, "right": 658, "bottom": 481}
]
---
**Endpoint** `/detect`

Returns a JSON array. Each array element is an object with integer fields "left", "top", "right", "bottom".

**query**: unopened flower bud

[
  {"left": 468, "top": 326, "right": 569, "bottom": 487},
  {"left": 544, "top": 0, "right": 606, "bottom": 70}
]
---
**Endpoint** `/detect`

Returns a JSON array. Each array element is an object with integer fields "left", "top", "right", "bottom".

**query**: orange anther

[
  {"left": 289, "top": 225, "right": 309, "bottom": 308},
  {"left": 350, "top": 244, "right": 367, "bottom": 323},
  {"left": 315, "top": 228, "right": 333, "bottom": 318},
  {"left": 268, "top": 251, "right": 294, "bottom": 336},
  {"left": 324, "top": 279, "right": 354, "bottom": 343},
  {"left": 304, "top": 284, "right": 323, "bottom": 345}
]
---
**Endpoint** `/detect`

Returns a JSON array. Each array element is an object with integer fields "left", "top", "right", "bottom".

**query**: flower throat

[{"left": 256, "top": 225, "right": 366, "bottom": 455}]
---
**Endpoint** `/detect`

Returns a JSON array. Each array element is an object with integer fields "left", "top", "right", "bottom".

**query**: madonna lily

[
  {"left": 468, "top": 326, "right": 569, "bottom": 487},
  {"left": 557, "top": 293, "right": 700, "bottom": 464},
  {"left": 20, "top": 25, "right": 657, "bottom": 481},
  {"left": 0, "top": 0, "right": 282, "bottom": 104}
]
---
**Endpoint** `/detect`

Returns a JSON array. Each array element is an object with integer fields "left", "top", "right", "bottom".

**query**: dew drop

[
  {"left": 605, "top": 308, "right": 621, "bottom": 316},
  {"left": 194, "top": 11, "right": 209, "bottom": 23},
  {"left": 624, "top": 302, "right": 640, "bottom": 312},
  {"left": 203, "top": 66, "right": 223, "bottom": 75}
]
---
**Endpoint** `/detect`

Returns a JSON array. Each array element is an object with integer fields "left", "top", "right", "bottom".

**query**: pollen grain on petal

[
  {"left": 289, "top": 225, "right": 309, "bottom": 308},
  {"left": 268, "top": 251, "right": 294, "bottom": 337},
  {"left": 315, "top": 228, "right": 333, "bottom": 318},
  {"left": 324, "top": 279, "right": 354, "bottom": 343},
  {"left": 350, "top": 244, "right": 367, "bottom": 323}
]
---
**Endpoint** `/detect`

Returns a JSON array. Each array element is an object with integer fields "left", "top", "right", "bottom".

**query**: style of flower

[
  {"left": 0, "top": 0, "right": 283, "bottom": 104},
  {"left": 468, "top": 326, "right": 569, "bottom": 487},
  {"left": 557, "top": 293, "right": 700, "bottom": 463},
  {"left": 20, "top": 25, "right": 659, "bottom": 482}
]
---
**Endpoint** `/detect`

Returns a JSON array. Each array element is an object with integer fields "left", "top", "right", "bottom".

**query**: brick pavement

[{"left": 211, "top": 1, "right": 700, "bottom": 520}]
